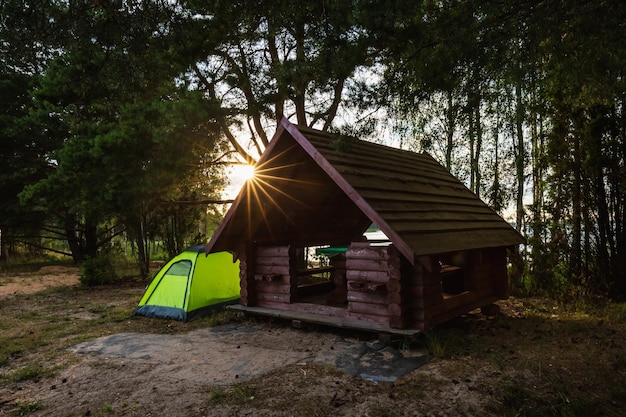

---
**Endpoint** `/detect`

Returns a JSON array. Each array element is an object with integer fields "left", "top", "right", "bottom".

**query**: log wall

[
  {"left": 423, "top": 247, "right": 509, "bottom": 329},
  {"left": 251, "top": 245, "right": 296, "bottom": 308},
  {"left": 238, "top": 244, "right": 253, "bottom": 306},
  {"left": 402, "top": 261, "right": 426, "bottom": 330},
  {"left": 345, "top": 242, "right": 419, "bottom": 329}
]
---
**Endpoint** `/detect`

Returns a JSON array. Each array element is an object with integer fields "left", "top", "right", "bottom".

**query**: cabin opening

[
  {"left": 439, "top": 251, "right": 467, "bottom": 297},
  {"left": 295, "top": 245, "right": 344, "bottom": 306}
]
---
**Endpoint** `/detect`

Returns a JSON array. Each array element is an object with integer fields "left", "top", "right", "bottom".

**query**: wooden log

[
  {"left": 347, "top": 311, "right": 390, "bottom": 325},
  {"left": 346, "top": 247, "right": 389, "bottom": 261},
  {"left": 416, "top": 255, "right": 435, "bottom": 273},
  {"left": 255, "top": 256, "right": 291, "bottom": 267},
  {"left": 239, "top": 254, "right": 255, "bottom": 305},
  {"left": 386, "top": 279, "right": 402, "bottom": 293},
  {"left": 254, "top": 265, "right": 291, "bottom": 276},
  {"left": 255, "top": 299, "right": 291, "bottom": 310},
  {"left": 389, "top": 315, "right": 405, "bottom": 329},
  {"left": 346, "top": 269, "right": 392, "bottom": 283},
  {"left": 256, "top": 292, "right": 292, "bottom": 303},
  {"left": 347, "top": 291, "right": 387, "bottom": 305},
  {"left": 255, "top": 281, "right": 292, "bottom": 294},
  {"left": 348, "top": 241, "right": 374, "bottom": 249},
  {"left": 346, "top": 258, "right": 391, "bottom": 272},
  {"left": 348, "top": 301, "right": 389, "bottom": 317},
  {"left": 387, "top": 303, "right": 402, "bottom": 317},
  {"left": 348, "top": 281, "right": 387, "bottom": 292},
  {"left": 255, "top": 246, "right": 292, "bottom": 257},
  {"left": 254, "top": 274, "right": 283, "bottom": 281},
  {"left": 387, "top": 291, "right": 403, "bottom": 304}
]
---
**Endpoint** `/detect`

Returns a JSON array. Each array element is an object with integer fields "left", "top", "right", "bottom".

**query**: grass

[
  {"left": 1, "top": 365, "right": 48, "bottom": 384},
  {"left": 207, "top": 383, "right": 256, "bottom": 406},
  {"left": 16, "top": 401, "right": 42, "bottom": 416}
]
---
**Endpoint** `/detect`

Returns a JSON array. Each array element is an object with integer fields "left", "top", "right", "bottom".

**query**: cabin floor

[{"left": 227, "top": 304, "right": 421, "bottom": 336}]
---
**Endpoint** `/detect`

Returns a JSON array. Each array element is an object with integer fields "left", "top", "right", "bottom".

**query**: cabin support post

[
  {"left": 387, "top": 246, "right": 406, "bottom": 329},
  {"left": 239, "top": 245, "right": 256, "bottom": 306},
  {"left": 327, "top": 254, "right": 347, "bottom": 306}
]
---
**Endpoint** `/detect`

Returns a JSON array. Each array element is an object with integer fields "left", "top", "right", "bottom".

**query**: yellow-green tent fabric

[{"left": 135, "top": 246, "right": 240, "bottom": 322}]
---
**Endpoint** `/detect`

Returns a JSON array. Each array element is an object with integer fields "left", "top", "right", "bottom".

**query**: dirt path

[{"left": 0, "top": 265, "right": 80, "bottom": 299}]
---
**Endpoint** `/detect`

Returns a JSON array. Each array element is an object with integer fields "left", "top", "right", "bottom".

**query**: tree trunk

[
  {"left": 474, "top": 101, "right": 482, "bottom": 198},
  {"left": 515, "top": 82, "right": 525, "bottom": 233},
  {"left": 65, "top": 214, "right": 84, "bottom": 264},
  {"left": 84, "top": 217, "right": 98, "bottom": 259},
  {"left": 136, "top": 217, "right": 150, "bottom": 279},
  {"left": 571, "top": 124, "right": 582, "bottom": 282},
  {"left": 445, "top": 91, "right": 455, "bottom": 171}
]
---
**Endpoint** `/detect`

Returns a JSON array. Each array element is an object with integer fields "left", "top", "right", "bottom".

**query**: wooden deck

[{"left": 227, "top": 304, "right": 421, "bottom": 336}]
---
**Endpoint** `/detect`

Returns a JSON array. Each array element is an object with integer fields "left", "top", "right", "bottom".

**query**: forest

[{"left": 1, "top": 0, "right": 625, "bottom": 299}]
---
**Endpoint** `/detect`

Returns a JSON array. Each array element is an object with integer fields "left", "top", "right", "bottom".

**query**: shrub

[{"left": 80, "top": 254, "right": 118, "bottom": 286}]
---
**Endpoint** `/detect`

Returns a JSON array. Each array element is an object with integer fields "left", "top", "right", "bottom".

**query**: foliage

[
  {"left": 2, "top": 1, "right": 228, "bottom": 275},
  {"left": 375, "top": 0, "right": 626, "bottom": 299},
  {"left": 178, "top": 0, "right": 376, "bottom": 162},
  {"left": 80, "top": 254, "right": 118, "bottom": 286}
]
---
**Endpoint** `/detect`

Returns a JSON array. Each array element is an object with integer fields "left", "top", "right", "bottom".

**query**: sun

[{"left": 237, "top": 164, "right": 256, "bottom": 181}]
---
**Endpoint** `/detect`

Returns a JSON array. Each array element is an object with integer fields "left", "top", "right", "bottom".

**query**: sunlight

[
  {"left": 237, "top": 164, "right": 256, "bottom": 181},
  {"left": 223, "top": 163, "right": 256, "bottom": 200}
]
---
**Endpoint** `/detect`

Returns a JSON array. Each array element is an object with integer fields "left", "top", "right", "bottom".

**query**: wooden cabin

[{"left": 206, "top": 118, "right": 525, "bottom": 333}]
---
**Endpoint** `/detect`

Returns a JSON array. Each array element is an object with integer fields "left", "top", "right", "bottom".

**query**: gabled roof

[{"left": 206, "top": 118, "right": 524, "bottom": 263}]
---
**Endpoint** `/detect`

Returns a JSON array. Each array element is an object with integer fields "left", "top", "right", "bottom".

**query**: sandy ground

[
  {"left": 3, "top": 266, "right": 465, "bottom": 417},
  {"left": 0, "top": 265, "right": 80, "bottom": 299}
]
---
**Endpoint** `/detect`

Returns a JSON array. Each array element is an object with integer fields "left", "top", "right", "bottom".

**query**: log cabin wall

[
  {"left": 478, "top": 247, "right": 507, "bottom": 298},
  {"left": 422, "top": 247, "right": 509, "bottom": 328},
  {"left": 464, "top": 247, "right": 508, "bottom": 299},
  {"left": 345, "top": 242, "right": 412, "bottom": 328},
  {"left": 239, "top": 245, "right": 254, "bottom": 306},
  {"left": 418, "top": 256, "right": 445, "bottom": 329},
  {"left": 403, "top": 261, "right": 426, "bottom": 330},
  {"left": 251, "top": 245, "right": 296, "bottom": 308},
  {"left": 346, "top": 242, "right": 391, "bottom": 325}
]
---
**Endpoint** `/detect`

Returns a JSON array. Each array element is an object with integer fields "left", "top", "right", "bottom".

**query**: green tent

[{"left": 135, "top": 246, "right": 240, "bottom": 322}]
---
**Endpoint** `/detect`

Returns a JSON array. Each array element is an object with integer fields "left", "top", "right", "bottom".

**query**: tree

[
  {"left": 20, "top": 1, "right": 227, "bottom": 276},
  {"left": 176, "top": 0, "right": 375, "bottom": 163},
  {"left": 0, "top": 0, "right": 66, "bottom": 259}
]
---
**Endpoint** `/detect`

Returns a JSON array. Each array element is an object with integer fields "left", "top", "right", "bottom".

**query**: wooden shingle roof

[{"left": 207, "top": 119, "right": 524, "bottom": 263}]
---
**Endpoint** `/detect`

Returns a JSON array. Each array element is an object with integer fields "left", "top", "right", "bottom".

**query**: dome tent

[{"left": 135, "top": 246, "right": 240, "bottom": 322}]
